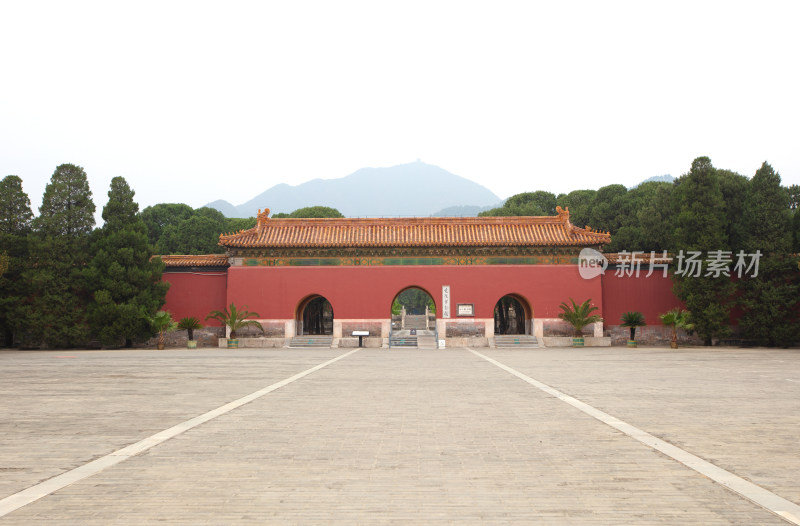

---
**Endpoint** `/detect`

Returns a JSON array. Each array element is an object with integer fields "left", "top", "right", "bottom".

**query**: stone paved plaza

[{"left": 1, "top": 346, "right": 799, "bottom": 524}]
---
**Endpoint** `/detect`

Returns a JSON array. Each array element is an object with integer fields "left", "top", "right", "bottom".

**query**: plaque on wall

[{"left": 457, "top": 303, "right": 474, "bottom": 317}]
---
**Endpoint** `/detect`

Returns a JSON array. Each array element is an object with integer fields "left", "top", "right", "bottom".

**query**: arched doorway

[
  {"left": 494, "top": 294, "right": 530, "bottom": 335},
  {"left": 297, "top": 295, "right": 334, "bottom": 335},
  {"left": 390, "top": 287, "right": 436, "bottom": 346}
]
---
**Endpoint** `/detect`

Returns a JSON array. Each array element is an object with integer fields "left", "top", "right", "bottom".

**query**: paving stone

[
  {"left": 481, "top": 346, "right": 800, "bottom": 505},
  {"left": 0, "top": 347, "right": 797, "bottom": 524}
]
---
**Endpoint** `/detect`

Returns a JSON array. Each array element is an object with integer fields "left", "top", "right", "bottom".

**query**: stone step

[
  {"left": 390, "top": 336, "right": 418, "bottom": 348},
  {"left": 289, "top": 336, "right": 334, "bottom": 348},
  {"left": 403, "top": 315, "right": 429, "bottom": 329},
  {"left": 417, "top": 335, "right": 437, "bottom": 349},
  {"left": 494, "top": 334, "right": 540, "bottom": 348}
]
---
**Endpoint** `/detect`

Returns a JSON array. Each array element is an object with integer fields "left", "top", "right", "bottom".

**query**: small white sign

[
  {"left": 457, "top": 304, "right": 474, "bottom": 317},
  {"left": 438, "top": 339, "right": 446, "bottom": 349},
  {"left": 442, "top": 285, "right": 451, "bottom": 319}
]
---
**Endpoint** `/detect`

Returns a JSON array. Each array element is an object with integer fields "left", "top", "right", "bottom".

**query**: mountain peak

[{"left": 206, "top": 163, "right": 501, "bottom": 217}]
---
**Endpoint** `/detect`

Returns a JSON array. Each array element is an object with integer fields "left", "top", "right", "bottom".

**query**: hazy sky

[{"left": 2, "top": 1, "right": 799, "bottom": 217}]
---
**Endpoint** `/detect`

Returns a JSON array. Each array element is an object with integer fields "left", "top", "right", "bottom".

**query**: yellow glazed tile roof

[
  {"left": 158, "top": 254, "right": 229, "bottom": 267},
  {"left": 218, "top": 207, "right": 611, "bottom": 249}
]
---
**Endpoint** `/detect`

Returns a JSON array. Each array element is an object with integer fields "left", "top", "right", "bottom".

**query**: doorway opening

[
  {"left": 389, "top": 287, "right": 436, "bottom": 348},
  {"left": 297, "top": 295, "right": 334, "bottom": 335},
  {"left": 494, "top": 294, "right": 531, "bottom": 335}
]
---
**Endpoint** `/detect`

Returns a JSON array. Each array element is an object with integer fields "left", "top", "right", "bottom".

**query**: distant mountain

[
  {"left": 631, "top": 174, "right": 674, "bottom": 188},
  {"left": 430, "top": 204, "right": 500, "bottom": 217},
  {"left": 205, "top": 161, "right": 501, "bottom": 217},
  {"left": 203, "top": 199, "right": 240, "bottom": 218}
]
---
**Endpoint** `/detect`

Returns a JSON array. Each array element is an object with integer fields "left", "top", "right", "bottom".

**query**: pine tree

[
  {"left": 85, "top": 177, "right": 169, "bottom": 347},
  {"left": 140, "top": 203, "right": 194, "bottom": 246},
  {"left": 738, "top": 162, "right": 800, "bottom": 346},
  {"left": 0, "top": 176, "right": 34, "bottom": 346},
  {"left": 22, "top": 164, "right": 95, "bottom": 348},
  {"left": 670, "top": 157, "right": 735, "bottom": 345},
  {"left": 155, "top": 214, "right": 227, "bottom": 254}
]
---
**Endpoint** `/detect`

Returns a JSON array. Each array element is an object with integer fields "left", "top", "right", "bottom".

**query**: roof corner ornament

[
  {"left": 257, "top": 208, "right": 270, "bottom": 227},
  {"left": 555, "top": 205, "right": 570, "bottom": 222}
]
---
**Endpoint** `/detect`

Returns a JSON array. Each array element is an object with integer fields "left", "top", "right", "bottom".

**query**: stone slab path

[{"left": 1, "top": 347, "right": 798, "bottom": 524}]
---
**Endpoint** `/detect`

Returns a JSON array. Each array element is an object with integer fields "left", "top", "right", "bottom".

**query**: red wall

[
  {"left": 162, "top": 265, "right": 687, "bottom": 327},
  {"left": 601, "top": 271, "right": 683, "bottom": 326},
  {"left": 162, "top": 271, "right": 228, "bottom": 326},
  {"left": 225, "top": 265, "right": 603, "bottom": 319}
]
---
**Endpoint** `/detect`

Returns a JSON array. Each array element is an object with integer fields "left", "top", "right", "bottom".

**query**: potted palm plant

[
  {"left": 177, "top": 317, "right": 203, "bottom": 349},
  {"left": 151, "top": 310, "right": 177, "bottom": 350},
  {"left": 558, "top": 298, "right": 602, "bottom": 347},
  {"left": 206, "top": 302, "right": 264, "bottom": 348},
  {"left": 659, "top": 308, "right": 692, "bottom": 349},
  {"left": 620, "top": 311, "right": 646, "bottom": 348}
]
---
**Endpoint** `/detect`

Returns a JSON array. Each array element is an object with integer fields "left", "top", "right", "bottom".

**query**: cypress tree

[
  {"left": 85, "top": 177, "right": 169, "bottom": 347},
  {"left": 717, "top": 169, "right": 749, "bottom": 250},
  {"left": 794, "top": 210, "right": 800, "bottom": 253},
  {"left": 738, "top": 162, "right": 800, "bottom": 346},
  {"left": 0, "top": 176, "right": 34, "bottom": 346},
  {"left": 671, "top": 157, "right": 735, "bottom": 345},
  {"left": 22, "top": 164, "right": 95, "bottom": 348}
]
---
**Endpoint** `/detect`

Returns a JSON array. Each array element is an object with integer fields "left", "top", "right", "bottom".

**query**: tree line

[
  {"left": 480, "top": 164, "right": 800, "bottom": 255},
  {"left": 0, "top": 164, "right": 348, "bottom": 348},
  {"left": 141, "top": 204, "right": 344, "bottom": 254},
  {"left": 2, "top": 158, "right": 799, "bottom": 348},
  {"left": 482, "top": 157, "right": 800, "bottom": 346},
  {"left": 0, "top": 165, "right": 166, "bottom": 348}
]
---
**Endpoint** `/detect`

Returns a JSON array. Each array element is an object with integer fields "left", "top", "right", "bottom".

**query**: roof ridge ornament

[
  {"left": 257, "top": 208, "right": 270, "bottom": 227},
  {"left": 555, "top": 205, "right": 570, "bottom": 222}
]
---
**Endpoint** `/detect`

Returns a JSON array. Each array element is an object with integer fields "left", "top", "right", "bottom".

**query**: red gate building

[{"left": 160, "top": 207, "right": 683, "bottom": 347}]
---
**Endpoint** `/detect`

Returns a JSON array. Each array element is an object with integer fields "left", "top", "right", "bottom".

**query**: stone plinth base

[
  {"left": 218, "top": 338, "right": 287, "bottom": 348},
  {"left": 604, "top": 325, "right": 703, "bottom": 346},
  {"left": 543, "top": 336, "right": 611, "bottom": 347},
  {"left": 337, "top": 337, "right": 383, "bottom": 348},
  {"left": 445, "top": 337, "right": 489, "bottom": 348}
]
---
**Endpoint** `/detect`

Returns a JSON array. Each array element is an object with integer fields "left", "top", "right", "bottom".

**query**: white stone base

[
  {"left": 542, "top": 336, "right": 611, "bottom": 347},
  {"left": 446, "top": 337, "right": 489, "bottom": 348},
  {"left": 218, "top": 338, "right": 287, "bottom": 348},
  {"left": 337, "top": 337, "right": 383, "bottom": 348}
]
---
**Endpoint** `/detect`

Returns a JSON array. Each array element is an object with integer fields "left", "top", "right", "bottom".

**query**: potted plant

[
  {"left": 206, "top": 302, "right": 264, "bottom": 349},
  {"left": 620, "top": 311, "right": 646, "bottom": 348},
  {"left": 151, "top": 310, "right": 177, "bottom": 350},
  {"left": 558, "top": 298, "right": 602, "bottom": 347},
  {"left": 659, "top": 308, "right": 692, "bottom": 349},
  {"left": 177, "top": 317, "right": 203, "bottom": 349}
]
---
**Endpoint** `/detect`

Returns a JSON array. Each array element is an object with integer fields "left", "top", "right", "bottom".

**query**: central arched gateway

[
  {"left": 391, "top": 286, "right": 436, "bottom": 330},
  {"left": 389, "top": 286, "right": 437, "bottom": 347},
  {"left": 494, "top": 294, "right": 532, "bottom": 335},
  {"left": 297, "top": 295, "right": 333, "bottom": 335}
]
